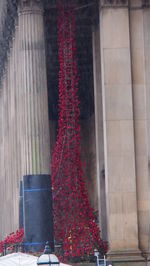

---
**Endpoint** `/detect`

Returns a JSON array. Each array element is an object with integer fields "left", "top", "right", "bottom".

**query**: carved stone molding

[
  {"left": 126, "top": 0, "right": 150, "bottom": 9},
  {"left": 19, "top": 0, "right": 43, "bottom": 13},
  {"left": 142, "top": 0, "right": 150, "bottom": 7},
  {"left": 100, "top": 0, "right": 128, "bottom": 8}
]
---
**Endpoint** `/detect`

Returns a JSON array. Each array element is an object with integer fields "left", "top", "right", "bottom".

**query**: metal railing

[{"left": 1, "top": 242, "right": 63, "bottom": 258}]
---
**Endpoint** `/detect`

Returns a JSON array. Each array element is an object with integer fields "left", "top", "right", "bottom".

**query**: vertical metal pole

[
  {"left": 95, "top": 254, "right": 99, "bottom": 266},
  {"left": 4, "top": 243, "right": 6, "bottom": 256},
  {"left": 104, "top": 255, "right": 106, "bottom": 266}
]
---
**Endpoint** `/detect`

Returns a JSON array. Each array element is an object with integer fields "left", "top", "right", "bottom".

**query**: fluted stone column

[
  {"left": 18, "top": 0, "right": 50, "bottom": 175},
  {"left": 0, "top": 28, "right": 21, "bottom": 237},
  {"left": 99, "top": 0, "right": 142, "bottom": 261},
  {"left": 130, "top": 0, "right": 150, "bottom": 256},
  {"left": 0, "top": 20, "right": 27, "bottom": 238}
]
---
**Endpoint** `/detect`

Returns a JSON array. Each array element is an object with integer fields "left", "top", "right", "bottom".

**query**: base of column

[
  {"left": 142, "top": 251, "right": 150, "bottom": 261},
  {"left": 106, "top": 249, "right": 145, "bottom": 262}
]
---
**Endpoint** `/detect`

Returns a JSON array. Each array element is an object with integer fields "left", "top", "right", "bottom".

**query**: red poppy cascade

[
  {"left": 0, "top": 229, "right": 24, "bottom": 253},
  {"left": 51, "top": 0, "right": 104, "bottom": 260}
]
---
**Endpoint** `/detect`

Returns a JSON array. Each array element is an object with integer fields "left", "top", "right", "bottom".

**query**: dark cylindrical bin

[
  {"left": 19, "top": 180, "right": 24, "bottom": 229},
  {"left": 23, "top": 175, "right": 54, "bottom": 252}
]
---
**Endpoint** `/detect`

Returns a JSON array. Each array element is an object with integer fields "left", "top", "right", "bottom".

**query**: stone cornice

[
  {"left": 19, "top": 0, "right": 43, "bottom": 13},
  {"left": 100, "top": 0, "right": 128, "bottom": 8},
  {"left": 142, "top": 0, "right": 150, "bottom": 7}
]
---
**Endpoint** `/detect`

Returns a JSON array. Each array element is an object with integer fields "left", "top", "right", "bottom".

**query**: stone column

[
  {"left": 130, "top": 0, "right": 150, "bottom": 256},
  {"left": 143, "top": 3, "right": 150, "bottom": 257},
  {"left": 92, "top": 26, "right": 107, "bottom": 241},
  {"left": 18, "top": 0, "right": 50, "bottom": 175},
  {"left": 99, "top": 0, "right": 142, "bottom": 260}
]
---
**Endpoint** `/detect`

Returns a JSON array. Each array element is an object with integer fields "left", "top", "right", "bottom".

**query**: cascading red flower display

[
  {"left": 51, "top": 0, "right": 106, "bottom": 261},
  {"left": 0, "top": 228, "right": 24, "bottom": 253}
]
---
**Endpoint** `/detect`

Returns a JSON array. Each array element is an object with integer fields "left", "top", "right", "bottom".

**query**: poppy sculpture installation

[{"left": 51, "top": 0, "right": 106, "bottom": 262}]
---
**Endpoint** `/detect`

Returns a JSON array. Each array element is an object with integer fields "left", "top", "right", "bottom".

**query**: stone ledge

[
  {"left": 106, "top": 249, "right": 145, "bottom": 262},
  {"left": 100, "top": 0, "right": 128, "bottom": 8},
  {"left": 72, "top": 263, "right": 95, "bottom": 266}
]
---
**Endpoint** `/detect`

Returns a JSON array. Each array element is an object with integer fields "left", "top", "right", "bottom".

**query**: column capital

[
  {"left": 129, "top": 0, "right": 150, "bottom": 8},
  {"left": 19, "top": 0, "right": 43, "bottom": 14},
  {"left": 142, "top": 0, "right": 150, "bottom": 7},
  {"left": 100, "top": 0, "right": 128, "bottom": 8}
]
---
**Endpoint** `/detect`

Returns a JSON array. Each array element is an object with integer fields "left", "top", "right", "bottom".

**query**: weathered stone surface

[
  {"left": 0, "top": 0, "right": 50, "bottom": 239},
  {"left": 100, "top": 3, "right": 140, "bottom": 258},
  {"left": 18, "top": 2, "right": 50, "bottom": 175},
  {"left": 0, "top": 28, "right": 21, "bottom": 239},
  {"left": 101, "top": 9, "right": 129, "bottom": 49},
  {"left": 130, "top": 6, "right": 150, "bottom": 254},
  {"left": 103, "top": 48, "right": 131, "bottom": 85}
]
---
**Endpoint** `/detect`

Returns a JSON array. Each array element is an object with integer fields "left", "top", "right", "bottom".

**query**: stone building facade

[{"left": 0, "top": 0, "right": 150, "bottom": 264}]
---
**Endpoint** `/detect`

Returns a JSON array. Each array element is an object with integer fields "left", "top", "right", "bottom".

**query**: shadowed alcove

[{"left": 44, "top": 0, "right": 100, "bottom": 216}]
